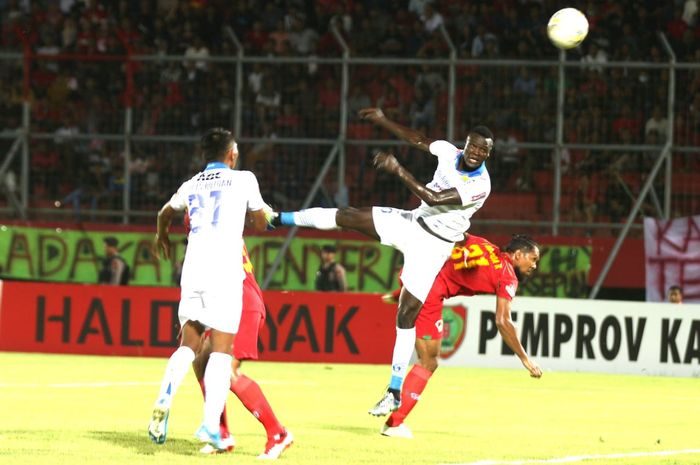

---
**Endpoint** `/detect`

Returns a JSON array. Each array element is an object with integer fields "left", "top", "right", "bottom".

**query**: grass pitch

[{"left": 0, "top": 352, "right": 698, "bottom": 465}]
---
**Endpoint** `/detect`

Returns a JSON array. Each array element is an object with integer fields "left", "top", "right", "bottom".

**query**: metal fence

[{"left": 1, "top": 33, "right": 699, "bottom": 238}]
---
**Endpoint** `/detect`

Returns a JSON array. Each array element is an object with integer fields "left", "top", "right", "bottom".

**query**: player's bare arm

[
  {"left": 153, "top": 202, "right": 176, "bottom": 260},
  {"left": 373, "top": 151, "right": 461, "bottom": 206},
  {"left": 359, "top": 107, "right": 435, "bottom": 152},
  {"left": 495, "top": 296, "right": 543, "bottom": 378}
]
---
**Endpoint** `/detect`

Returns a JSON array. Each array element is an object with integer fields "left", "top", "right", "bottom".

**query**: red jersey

[
  {"left": 435, "top": 234, "right": 519, "bottom": 302},
  {"left": 242, "top": 244, "right": 265, "bottom": 317}
]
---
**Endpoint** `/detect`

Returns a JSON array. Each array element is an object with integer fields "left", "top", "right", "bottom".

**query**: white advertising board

[{"left": 440, "top": 295, "right": 700, "bottom": 377}]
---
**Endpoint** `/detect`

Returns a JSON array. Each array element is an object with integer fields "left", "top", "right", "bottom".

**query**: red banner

[{"left": 0, "top": 281, "right": 395, "bottom": 363}]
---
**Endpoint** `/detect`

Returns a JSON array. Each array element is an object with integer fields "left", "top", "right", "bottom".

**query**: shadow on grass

[
  {"left": 89, "top": 431, "right": 201, "bottom": 456},
  {"left": 315, "top": 424, "right": 377, "bottom": 436}
]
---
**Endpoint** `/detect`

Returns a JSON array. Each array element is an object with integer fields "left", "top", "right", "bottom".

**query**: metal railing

[{"left": 1, "top": 34, "right": 698, "bottom": 240}]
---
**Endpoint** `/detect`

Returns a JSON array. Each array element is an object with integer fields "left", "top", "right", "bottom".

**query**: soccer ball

[{"left": 547, "top": 8, "right": 589, "bottom": 50}]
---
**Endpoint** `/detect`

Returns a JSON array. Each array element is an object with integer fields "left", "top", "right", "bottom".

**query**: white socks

[
  {"left": 389, "top": 327, "right": 416, "bottom": 391},
  {"left": 202, "top": 352, "right": 233, "bottom": 431},
  {"left": 293, "top": 208, "right": 338, "bottom": 229},
  {"left": 155, "top": 346, "right": 195, "bottom": 409}
]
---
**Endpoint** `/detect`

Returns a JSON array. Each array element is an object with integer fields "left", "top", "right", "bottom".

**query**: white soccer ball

[{"left": 547, "top": 8, "right": 589, "bottom": 50}]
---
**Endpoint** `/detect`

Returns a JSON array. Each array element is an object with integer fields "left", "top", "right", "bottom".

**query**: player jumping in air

[{"left": 274, "top": 107, "right": 494, "bottom": 414}]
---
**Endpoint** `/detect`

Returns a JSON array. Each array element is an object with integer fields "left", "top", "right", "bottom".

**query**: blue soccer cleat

[{"left": 195, "top": 424, "right": 230, "bottom": 453}]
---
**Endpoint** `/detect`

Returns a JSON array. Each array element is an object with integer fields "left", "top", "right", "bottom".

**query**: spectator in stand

[
  {"left": 288, "top": 17, "right": 318, "bottom": 56},
  {"left": 347, "top": 84, "right": 372, "bottom": 123},
  {"left": 315, "top": 245, "right": 348, "bottom": 292},
  {"left": 645, "top": 105, "right": 669, "bottom": 140},
  {"left": 98, "top": 236, "right": 130, "bottom": 285},
  {"left": 420, "top": 3, "right": 444, "bottom": 34},
  {"left": 268, "top": 19, "right": 290, "bottom": 54},
  {"left": 409, "top": 84, "right": 436, "bottom": 133},
  {"left": 667, "top": 285, "right": 684, "bottom": 304},
  {"left": 581, "top": 42, "right": 608, "bottom": 74},
  {"left": 255, "top": 76, "right": 281, "bottom": 136}
]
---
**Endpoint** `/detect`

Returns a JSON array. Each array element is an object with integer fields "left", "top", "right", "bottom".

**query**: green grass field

[{"left": 0, "top": 352, "right": 698, "bottom": 465}]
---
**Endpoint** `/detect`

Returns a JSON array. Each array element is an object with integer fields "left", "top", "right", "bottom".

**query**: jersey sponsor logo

[
  {"left": 440, "top": 305, "right": 467, "bottom": 359},
  {"left": 505, "top": 283, "right": 517, "bottom": 298},
  {"left": 196, "top": 171, "right": 222, "bottom": 181},
  {"left": 470, "top": 192, "right": 487, "bottom": 201}
]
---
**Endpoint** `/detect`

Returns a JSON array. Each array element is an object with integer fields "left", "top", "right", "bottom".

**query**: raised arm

[
  {"left": 359, "top": 107, "right": 435, "bottom": 152},
  {"left": 373, "top": 151, "right": 462, "bottom": 206},
  {"left": 495, "top": 296, "right": 542, "bottom": 378}
]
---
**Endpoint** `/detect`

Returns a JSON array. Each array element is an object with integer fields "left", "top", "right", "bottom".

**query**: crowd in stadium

[{"left": 0, "top": 0, "right": 698, "bottom": 223}]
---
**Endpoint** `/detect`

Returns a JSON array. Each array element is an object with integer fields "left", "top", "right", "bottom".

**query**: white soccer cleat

[
  {"left": 148, "top": 405, "right": 169, "bottom": 444},
  {"left": 257, "top": 429, "right": 294, "bottom": 460},
  {"left": 380, "top": 423, "right": 413, "bottom": 439},
  {"left": 368, "top": 390, "right": 400, "bottom": 416},
  {"left": 199, "top": 435, "right": 235, "bottom": 454}
]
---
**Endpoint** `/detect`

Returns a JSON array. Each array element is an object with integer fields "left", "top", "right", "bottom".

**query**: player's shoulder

[
  {"left": 466, "top": 233, "right": 496, "bottom": 248},
  {"left": 429, "top": 139, "right": 459, "bottom": 156}
]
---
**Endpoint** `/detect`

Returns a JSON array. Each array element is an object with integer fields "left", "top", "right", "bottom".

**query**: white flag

[{"left": 644, "top": 216, "right": 700, "bottom": 302}]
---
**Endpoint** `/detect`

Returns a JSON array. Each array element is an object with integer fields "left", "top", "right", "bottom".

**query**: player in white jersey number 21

[
  {"left": 148, "top": 128, "right": 271, "bottom": 453},
  {"left": 273, "top": 107, "right": 494, "bottom": 419}
]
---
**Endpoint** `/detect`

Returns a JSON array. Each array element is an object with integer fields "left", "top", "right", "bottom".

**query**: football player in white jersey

[
  {"left": 148, "top": 128, "right": 271, "bottom": 452},
  {"left": 273, "top": 107, "right": 493, "bottom": 416}
]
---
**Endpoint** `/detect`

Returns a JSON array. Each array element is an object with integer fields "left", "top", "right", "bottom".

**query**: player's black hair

[
  {"left": 469, "top": 125, "right": 494, "bottom": 141},
  {"left": 200, "top": 127, "right": 235, "bottom": 163},
  {"left": 668, "top": 285, "right": 683, "bottom": 294},
  {"left": 504, "top": 235, "right": 539, "bottom": 254}
]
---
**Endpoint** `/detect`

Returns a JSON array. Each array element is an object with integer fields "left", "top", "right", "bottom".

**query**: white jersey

[
  {"left": 168, "top": 163, "right": 265, "bottom": 290},
  {"left": 412, "top": 140, "right": 491, "bottom": 241}
]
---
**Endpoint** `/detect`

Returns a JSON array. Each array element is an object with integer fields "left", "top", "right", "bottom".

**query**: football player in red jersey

[
  {"left": 374, "top": 234, "right": 542, "bottom": 438},
  {"left": 183, "top": 212, "right": 293, "bottom": 458}
]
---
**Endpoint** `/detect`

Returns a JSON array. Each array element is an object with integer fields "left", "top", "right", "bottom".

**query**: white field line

[
  {"left": 441, "top": 449, "right": 700, "bottom": 465},
  {"left": 0, "top": 379, "right": 318, "bottom": 389}
]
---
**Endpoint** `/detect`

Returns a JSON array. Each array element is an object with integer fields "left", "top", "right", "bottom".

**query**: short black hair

[
  {"left": 469, "top": 125, "right": 494, "bottom": 141},
  {"left": 321, "top": 244, "right": 337, "bottom": 253},
  {"left": 200, "top": 127, "right": 235, "bottom": 163},
  {"left": 668, "top": 285, "right": 683, "bottom": 293},
  {"left": 104, "top": 236, "right": 119, "bottom": 247},
  {"left": 504, "top": 235, "right": 539, "bottom": 254}
]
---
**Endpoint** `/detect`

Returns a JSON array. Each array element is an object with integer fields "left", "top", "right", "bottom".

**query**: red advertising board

[{"left": 0, "top": 281, "right": 395, "bottom": 363}]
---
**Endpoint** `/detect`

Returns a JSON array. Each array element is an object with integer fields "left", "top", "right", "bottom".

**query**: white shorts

[
  {"left": 178, "top": 285, "right": 243, "bottom": 334},
  {"left": 372, "top": 207, "right": 455, "bottom": 303}
]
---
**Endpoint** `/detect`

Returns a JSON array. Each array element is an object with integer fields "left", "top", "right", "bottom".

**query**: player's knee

[
  {"left": 336, "top": 207, "right": 360, "bottom": 226},
  {"left": 396, "top": 304, "right": 421, "bottom": 328},
  {"left": 417, "top": 355, "right": 439, "bottom": 372}
]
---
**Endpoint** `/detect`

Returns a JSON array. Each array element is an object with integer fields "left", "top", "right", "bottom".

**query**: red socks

[
  {"left": 231, "top": 374, "right": 285, "bottom": 439},
  {"left": 386, "top": 365, "right": 433, "bottom": 427}
]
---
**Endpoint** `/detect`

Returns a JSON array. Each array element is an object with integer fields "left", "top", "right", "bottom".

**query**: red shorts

[
  {"left": 415, "top": 275, "right": 449, "bottom": 340},
  {"left": 234, "top": 275, "right": 266, "bottom": 360}
]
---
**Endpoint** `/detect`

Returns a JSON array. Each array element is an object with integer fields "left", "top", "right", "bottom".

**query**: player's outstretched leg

[{"left": 277, "top": 208, "right": 339, "bottom": 229}]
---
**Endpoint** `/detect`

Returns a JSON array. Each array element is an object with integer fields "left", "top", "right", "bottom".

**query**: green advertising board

[{"left": 0, "top": 225, "right": 590, "bottom": 296}]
